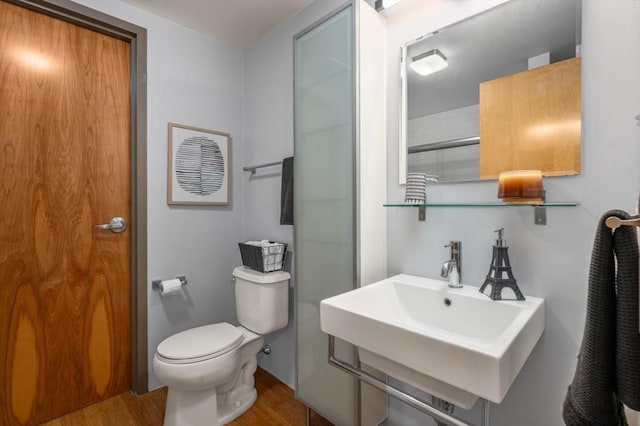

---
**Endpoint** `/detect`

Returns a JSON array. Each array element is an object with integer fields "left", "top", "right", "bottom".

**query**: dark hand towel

[
  {"left": 280, "top": 156, "right": 294, "bottom": 225},
  {"left": 563, "top": 210, "right": 640, "bottom": 425},
  {"left": 615, "top": 214, "right": 640, "bottom": 410}
]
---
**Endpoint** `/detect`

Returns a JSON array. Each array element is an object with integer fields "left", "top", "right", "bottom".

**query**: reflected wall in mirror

[{"left": 401, "top": 0, "right": 582, "bottom": 183}]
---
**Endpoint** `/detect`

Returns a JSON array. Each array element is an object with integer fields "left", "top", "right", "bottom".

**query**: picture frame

[{"left": 168, "top": 123, "right": 231, "bottom": 205}]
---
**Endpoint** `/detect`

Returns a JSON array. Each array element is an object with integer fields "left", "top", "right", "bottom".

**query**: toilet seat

[{"left": 157, "top": 323, "right": 243, "bottom": 364}]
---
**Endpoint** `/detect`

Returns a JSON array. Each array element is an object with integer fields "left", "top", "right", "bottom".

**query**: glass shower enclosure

[{"left": 294, "top": 4, "right": 358, "bottom": 425}]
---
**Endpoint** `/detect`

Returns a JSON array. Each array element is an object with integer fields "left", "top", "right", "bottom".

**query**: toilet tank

[{"left": 232, "top": 266, "right": 290, "bottom": 334}]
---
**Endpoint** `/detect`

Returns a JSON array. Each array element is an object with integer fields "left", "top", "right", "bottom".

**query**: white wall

[
  {"left": 408, "top": 105, "right": 479, "bottom": 181},
  {"left": 243, "top": 0, "right": 348, "bottom": 388},
  {"left": 71, "top": 0, "right": 245, "bottom": 390},
  {"left": 408, "top": 105, "right": 478, "bottom": 147},
  {"left": 384, "top": 1, "right": 640, "bottom": 425}
]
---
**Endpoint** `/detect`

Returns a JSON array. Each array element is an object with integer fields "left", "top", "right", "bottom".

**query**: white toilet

[{"left": 153, "top": 266, "right": 290, "bottom": 426}]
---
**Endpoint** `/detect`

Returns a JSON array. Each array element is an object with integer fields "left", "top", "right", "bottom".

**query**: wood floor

[{"left": 41, "top": 368, "right": 333, "bottom": 426}]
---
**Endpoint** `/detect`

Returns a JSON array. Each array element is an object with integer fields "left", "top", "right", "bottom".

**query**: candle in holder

[{"left": 498, "top": 170, "right": 544, "bottom": 203}]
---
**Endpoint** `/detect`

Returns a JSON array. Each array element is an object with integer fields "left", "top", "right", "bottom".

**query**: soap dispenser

[{"left": 479, "top": 228, "right": 525, "bottom": 301}]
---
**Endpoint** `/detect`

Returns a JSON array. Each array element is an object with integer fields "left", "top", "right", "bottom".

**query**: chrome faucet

[{"left": 441, "top": 241, "right": 462, "bottom": 288}]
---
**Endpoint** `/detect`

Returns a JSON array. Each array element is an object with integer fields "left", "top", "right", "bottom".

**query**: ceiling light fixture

[{"left": 411, "top": 49, "right": 448, "bottom": 76}]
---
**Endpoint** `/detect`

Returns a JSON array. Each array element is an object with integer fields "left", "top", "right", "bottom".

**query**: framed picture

[{"left": 168, "top": 123, "right": 231, "bottom": 205}]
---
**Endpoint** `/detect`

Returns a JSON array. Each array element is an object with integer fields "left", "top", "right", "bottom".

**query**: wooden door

[{"left": 0, "top": 2, "right": 131, "bottom": 424}]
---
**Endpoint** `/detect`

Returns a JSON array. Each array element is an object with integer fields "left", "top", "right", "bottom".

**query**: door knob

[{"left": 95, "top": 217, "right": 127, "bottom": 233}]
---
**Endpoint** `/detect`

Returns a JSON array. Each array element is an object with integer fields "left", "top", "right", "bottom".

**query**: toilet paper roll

[{"left": 159, "top": 278, "right": 182, "bottom": 295}]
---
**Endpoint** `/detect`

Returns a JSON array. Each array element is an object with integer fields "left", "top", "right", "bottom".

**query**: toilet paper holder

[{"left": 152, "top": 275, "right": 188, "bottom": 292}]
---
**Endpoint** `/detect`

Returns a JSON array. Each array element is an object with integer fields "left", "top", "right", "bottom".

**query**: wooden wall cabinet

[{"left": 479, "top": 57, "right": 581, "bottom": 179}]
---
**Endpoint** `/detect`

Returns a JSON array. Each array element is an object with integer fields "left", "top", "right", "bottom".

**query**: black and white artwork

[{"left": 168, "top": 123, "right": 230, "bottom": 205}]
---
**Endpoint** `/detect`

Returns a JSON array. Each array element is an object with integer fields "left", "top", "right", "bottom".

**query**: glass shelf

[
  {"left": 384, "top": 202, "right": 578, "bottom": 224},
  {"left": 384, "top": 202, "right": 578, "bottom": 208}
]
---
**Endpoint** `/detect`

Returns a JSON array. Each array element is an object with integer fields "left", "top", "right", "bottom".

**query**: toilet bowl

[{"left": 153, "top": 267, "right": 290, "bottom": 426}]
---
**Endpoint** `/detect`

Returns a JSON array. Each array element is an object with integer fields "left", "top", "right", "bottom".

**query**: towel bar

[
  {"left": 243, "top": 161, "right": 282, "bottom": 175},
  {"left": 605, "top": 215, "right": 640, "bottom": 229},
  {"left": 327, "top": 335, "right": 490, "bottom": 426}
]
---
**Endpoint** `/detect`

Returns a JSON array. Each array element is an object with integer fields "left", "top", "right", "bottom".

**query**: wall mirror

[{"left": 400, "top": 0, "right": 582, "bottom": 183}]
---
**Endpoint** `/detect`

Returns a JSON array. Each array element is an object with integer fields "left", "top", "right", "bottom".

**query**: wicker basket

[{"left": 238, "top": 241, "right": 287, "bottom": 272}]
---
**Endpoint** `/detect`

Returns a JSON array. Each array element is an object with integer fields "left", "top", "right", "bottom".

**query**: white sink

[{"left": 320, "top": 274, "right": 544, "bottom": 409}]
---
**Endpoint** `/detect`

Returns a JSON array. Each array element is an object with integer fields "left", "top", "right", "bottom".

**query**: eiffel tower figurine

[{"left": 479, "top": 228, "right": 525, "bottom": 301}]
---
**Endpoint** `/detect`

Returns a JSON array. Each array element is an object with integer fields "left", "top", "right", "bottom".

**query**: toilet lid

[{"left": 157, "top": 323, "right": 243, "bottom": 362}]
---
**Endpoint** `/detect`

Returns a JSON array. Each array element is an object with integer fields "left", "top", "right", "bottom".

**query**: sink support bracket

[{"left": 327, "top": 335, "right": 490, "bottom": 426}]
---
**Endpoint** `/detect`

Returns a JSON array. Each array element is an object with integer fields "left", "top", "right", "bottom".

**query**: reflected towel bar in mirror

[{"left": 408, "top": 136, "right": 479, "bottom": 154}]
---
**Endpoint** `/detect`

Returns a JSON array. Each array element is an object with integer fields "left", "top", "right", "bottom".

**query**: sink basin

[{"left": 320, "top": 274, "right": 544, "bottom": 409}]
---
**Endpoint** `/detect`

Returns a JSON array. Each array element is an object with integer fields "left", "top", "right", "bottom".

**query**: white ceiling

[{"left": 119, "top": 0, "right": 313, "bottom": 49}]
